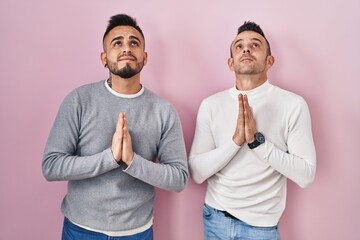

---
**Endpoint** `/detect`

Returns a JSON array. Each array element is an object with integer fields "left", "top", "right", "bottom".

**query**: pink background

[{"left": 1, "top": 0, "right": 359, "bottom": 239}]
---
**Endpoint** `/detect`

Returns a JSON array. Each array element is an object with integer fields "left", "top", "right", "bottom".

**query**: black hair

[
  {"left": 230, "top": 21, "right": 271, "bottom": 56},
  {"left": 102, "top": 14, "right": 145, "bottom": 43}
]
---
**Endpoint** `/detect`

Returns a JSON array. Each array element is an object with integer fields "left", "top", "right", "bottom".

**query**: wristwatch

[{"left": 248, "top": 132, "right": 265, "bottom": 149}]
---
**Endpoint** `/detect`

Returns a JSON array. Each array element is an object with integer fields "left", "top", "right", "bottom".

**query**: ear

[
  {"left": 100, "top": 52, "right": 107, "bottom": 67},
  {"left": 266, "top": 55, "right": 275, "bottom": 70},
  {"left": 143, "top": 52, "right": 148, "bottom": 66},
  {"left": 228, "top": 57, "right": 234, "bottom": 71}
]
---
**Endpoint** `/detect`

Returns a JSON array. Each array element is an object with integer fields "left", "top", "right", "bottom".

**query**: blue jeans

[
  {"left": 203, "top": 204, "right": 280, "bottom": 240},
  {"left": 62, "top": 218, "right": 153, "bottom": 240}
]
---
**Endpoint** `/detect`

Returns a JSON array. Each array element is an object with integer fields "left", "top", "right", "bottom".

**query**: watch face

[{"left": 256, "top": 132, "right": 265, "bottom": 143}]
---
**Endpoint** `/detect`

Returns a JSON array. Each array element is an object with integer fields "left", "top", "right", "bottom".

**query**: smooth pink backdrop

[{"left": 1, "top": 0, "right": 359, "bottom": 239}]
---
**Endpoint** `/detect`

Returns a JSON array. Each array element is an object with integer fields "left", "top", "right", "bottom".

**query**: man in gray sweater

[{"left": 42, "top": 14, "right": 188, "bottom": 240}]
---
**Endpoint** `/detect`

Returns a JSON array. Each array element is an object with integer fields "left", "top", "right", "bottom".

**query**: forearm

[
  {"left": 189, "top": 140, "right": 241, "bottom": 184},
  {"left": 42, "top": 148, "right": 120, "bottom": 181},
  {"left": 253, "top": 140, "right": 316, "bottom": 188},
  {"left": 124, "top": 153, "right": 188, "bottom": 192}
]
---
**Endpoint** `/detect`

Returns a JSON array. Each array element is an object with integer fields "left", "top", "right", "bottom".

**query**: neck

[
  {"left": 235, "top": 74, "right": 267, "bottom": 91},
  {"left": 108, "top": 74, "right": 142, "bottom": 94}
]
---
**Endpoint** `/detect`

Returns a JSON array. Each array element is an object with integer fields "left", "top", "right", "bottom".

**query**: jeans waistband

[{"left": 220, "top": 210, "right": 239, "bottom": 220}]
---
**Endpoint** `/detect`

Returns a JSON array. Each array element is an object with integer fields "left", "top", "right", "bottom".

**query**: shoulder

[
  {"left": 270, "top": 85, "right": 310, "bottom": 116},
  {"left": 199, "top": 88, "right": 232, "bottom": 110},
  {"left": 143, "top": 88, "right": 172, "bottom": 107},
  {"left": 272, "top": 85, "right": 307, "bottom": 105},
  {"left": 204, "top": 88, "right": 231, "bottom": 101},
  {"left": 202, "top": 88, "right": 231, "bottom": 104},
  {"left": 64, "top": 81, "right": 103, "bottom": 97},
  {"left": 59, "top": 81, "right": 105, "bottom": 109},
  {"left": 64, "top": 81, "right": 105, "bottom": 102},
  {"left": 72, "top": 81, "right": 104, "bottom": 95},
  {"left": 143, "top": 88, "right": 178, "bottom": 115}
]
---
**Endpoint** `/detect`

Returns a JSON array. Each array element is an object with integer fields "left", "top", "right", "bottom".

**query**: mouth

[
  {"left": 241, "top": 58, "right": 253, "bottom": 62},
  {"left": 240, "top": 53, "right": 256, "bottom": 62},
  {"left": 240, "top": 55, "right": 255, "bottom": 62},
  {"left": 118, "top": 55, "right": 136, "bottom": 61}
]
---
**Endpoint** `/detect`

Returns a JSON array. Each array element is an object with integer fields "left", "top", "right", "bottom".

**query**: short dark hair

[
  {"left": 230, "top": 21, "right": 271, "bottom": 56},
  {"left": 103, "top": 14, "right": 145, "bottom": 44}
]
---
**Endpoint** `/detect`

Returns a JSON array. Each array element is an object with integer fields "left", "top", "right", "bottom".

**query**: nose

[
  {"left": 243, "top": 48, "right": 250, "bottom": 54},
  {"left": 122, "top": 44, "right": 132, "bottom": 54},
  {"left": 122, "top": 48, "right": 131, "bottom": 54}
]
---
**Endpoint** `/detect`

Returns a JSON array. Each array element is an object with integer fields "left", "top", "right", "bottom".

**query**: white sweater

[{"left": 189, "top": 81, "right": 316, "bottom": 227}]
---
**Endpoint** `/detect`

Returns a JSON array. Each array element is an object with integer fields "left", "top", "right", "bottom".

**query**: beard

[{"left": 107, "top": 59, "right": 145, "bottom": 79}]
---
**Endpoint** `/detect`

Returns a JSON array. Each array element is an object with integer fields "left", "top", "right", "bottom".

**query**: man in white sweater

[{"left": 189, "top": 21, "right": 316, "bottom": 239}]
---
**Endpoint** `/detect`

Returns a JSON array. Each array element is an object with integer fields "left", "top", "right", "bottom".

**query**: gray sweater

[{"left": 42, "top": 80, "right": 188, "bottom": 231}]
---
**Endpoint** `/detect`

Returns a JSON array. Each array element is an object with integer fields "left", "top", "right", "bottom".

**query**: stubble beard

[
  {"left": 108, "top": 60, "right": 145, "bottom": 79},
  {"left": 235, "top": 56, "right": 268, "bottom": 75},
  {"left": 235, "top": 62, "right": 266, "bottom": 75}
]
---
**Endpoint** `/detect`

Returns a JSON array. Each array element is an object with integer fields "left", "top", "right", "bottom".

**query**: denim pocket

[{"left": 203, "top": 204, "right": 214, "bottom": 218}]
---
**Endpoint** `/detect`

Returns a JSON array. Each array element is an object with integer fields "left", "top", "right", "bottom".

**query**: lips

[
  {"left": 241, "top": 58, "right": 253, "bottom": 62},
  {"left": 240, "top": 55, "right": 255, "bottom": 62},
  {"left": 118, "top": 54, "right": 136, "bottom": 61}
]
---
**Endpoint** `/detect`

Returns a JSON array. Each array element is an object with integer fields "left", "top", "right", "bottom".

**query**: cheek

[
  {"left": 135, "top": 52, "right": 146, "bottom": 62},
  {"left": 109, "top": 51, "right": 119, "bottom": 59},
  {"left": 107, "top": 48, "right": 121, "bottom": 57}
]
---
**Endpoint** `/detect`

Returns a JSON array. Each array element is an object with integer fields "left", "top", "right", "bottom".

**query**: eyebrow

[
  {"left": 110, "top": 35, "right": 142, "bottom": 45},
  {"left": 232, "top": 37, "right": 263, "bottom": 47}
]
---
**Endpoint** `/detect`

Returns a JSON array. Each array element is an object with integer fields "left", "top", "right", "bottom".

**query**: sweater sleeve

[
  {"left": 42, "top": 90, "right": 120, "bottom": 181},
  {"left": 253, "top": 97, "right": 316, "bottom": 188},
  {"left": 123, "top": 105, "right": 189, "bottom": 192},
  {"left": 189, "top": 101, "right": 241, "bottom": 184}
]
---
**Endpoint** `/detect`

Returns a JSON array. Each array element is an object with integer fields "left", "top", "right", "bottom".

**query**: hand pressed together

[
  {"left": 111, "top": 112, "right": 134, "bottom": 165},
  {"left": 233, "top": 94, "right": 257, "bottom": 146}
]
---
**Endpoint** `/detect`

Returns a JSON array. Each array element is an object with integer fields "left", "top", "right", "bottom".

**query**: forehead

[
  {"left": 104, "top": 25, "right": 144, "bottom": 44},
  {"left": 231, "top": 31, "right": 266, "bottom": 46}
]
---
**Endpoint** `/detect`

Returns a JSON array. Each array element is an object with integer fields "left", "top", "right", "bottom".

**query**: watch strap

[{"left": 248, "top": 132, "right": 265, "bottom": 149}]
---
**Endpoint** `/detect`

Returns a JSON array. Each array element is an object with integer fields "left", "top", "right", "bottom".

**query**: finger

[
  {"left": 122, "top": 113, "right": 132, "bottom": 144},
  {"left": 237, "top": 94, "right": 244, "bottom": 121},
  {"left": 122, "top": 112, "right": 127, "bottom": 128},
  {"left": 112, "top": 113, "right": 125, "bottom": 161},
  {"left": 243, "top": 95, "right": 257, "bottom": 142},
  {"left": 243, "top": 94, "right": 249, "bottom": 111},
  {"left": 233, "top": 94, "right": 246, "bottom": 146},
  {"left": 111, "top": 112, "right": 124, "bottom": 161},
  {"left": 122, "top": 115, "right": 134, "bottom": 165},
  {"left": 115, "top": 112, "right": 124, "bottom": 133},
  {"left": 123, "top": 125, "right": 130, "bottom": 142},
  {"left": 238, "top": 94, "right": 244, "bottom": 110},
  {"left": 243, "top": 95, "right": 253, "bottom": 119},
  {"left": 242, "top": 95, "right": 248, "bottom": 119},
  {"left": 238, "top": 94, "right": 242, "bottom": 104}
]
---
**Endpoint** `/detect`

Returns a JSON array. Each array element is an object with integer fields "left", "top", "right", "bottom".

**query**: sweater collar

[
  {"left": 104, "top": 80, "right": 145, "bottom": 98},
  {"left": 229, "top": 80, "right": 272, "bottom": 100}
]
